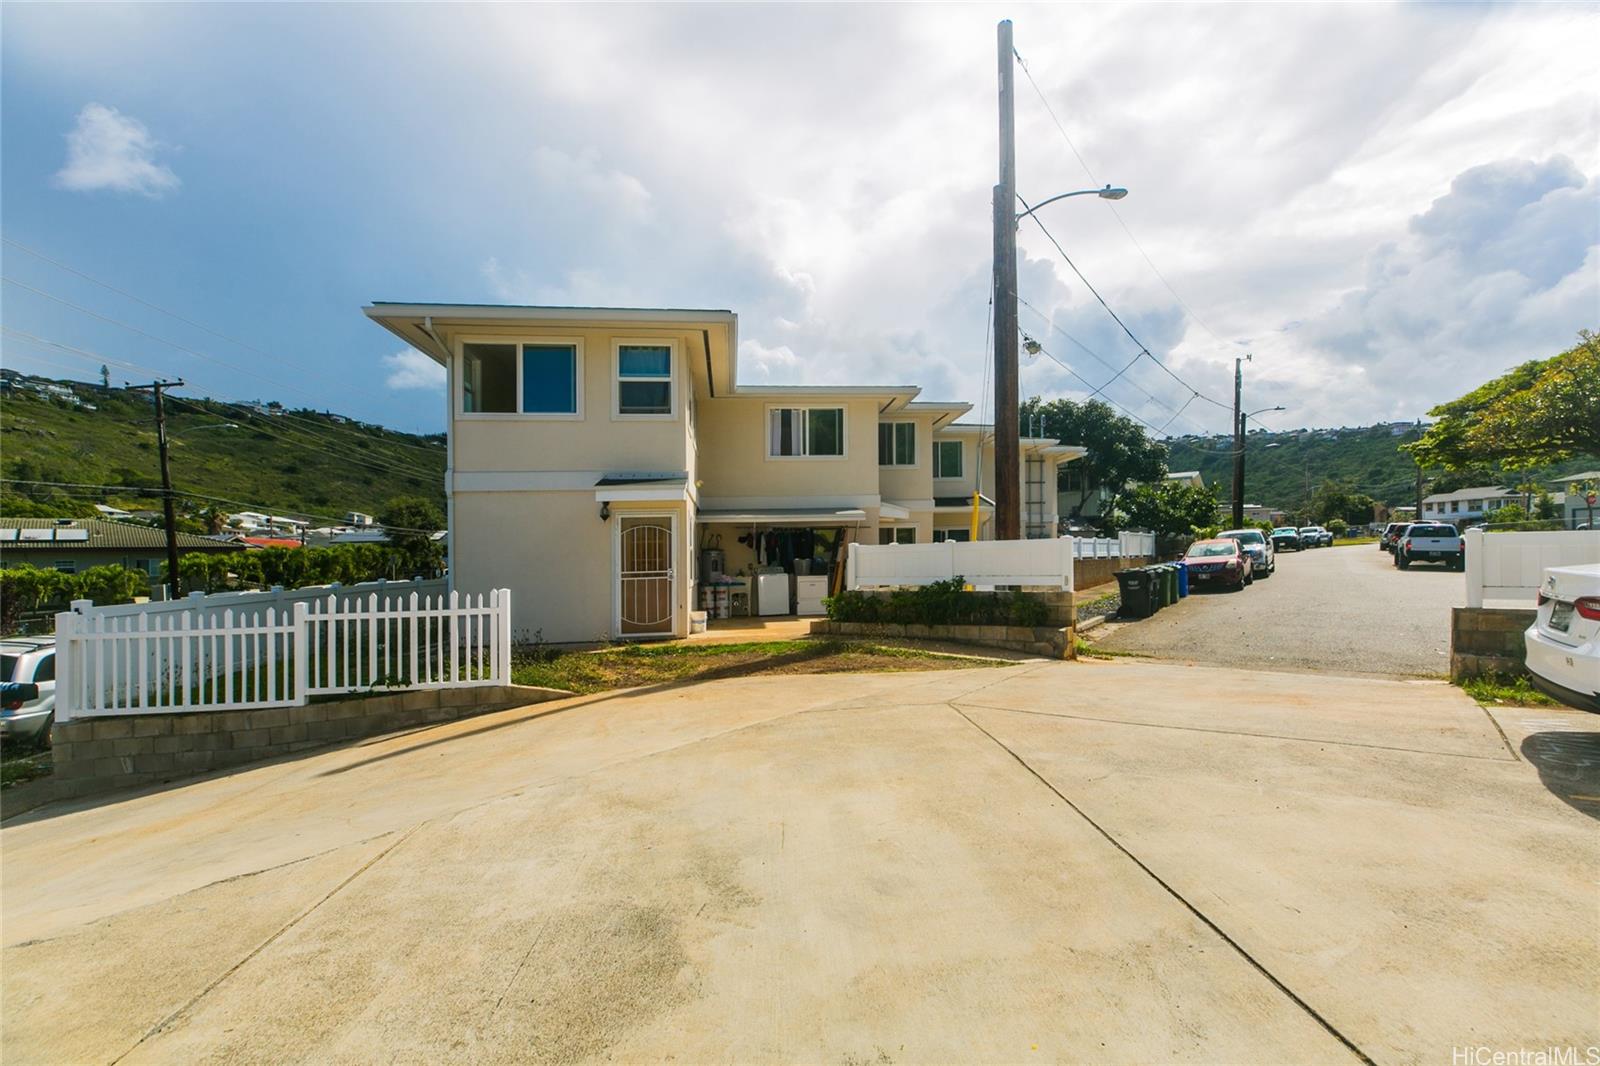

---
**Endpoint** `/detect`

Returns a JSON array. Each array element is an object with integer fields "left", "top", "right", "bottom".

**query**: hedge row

[{"left": 824, "top": 578, "right": 1050, "bottom": 628}]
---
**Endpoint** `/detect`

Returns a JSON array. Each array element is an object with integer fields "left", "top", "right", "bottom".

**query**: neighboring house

[
  {"left": 344, "top": 511, "right": 376, "bottom": 527},
  {"left": 1165, "top": 470, "right": 1205, "bottom": 489},
  {"left": 1558, "top": 472, "right": 1600, "bottom": 527},
  {"left": 0, "top": 518, "right": 242, "bottom": 576},
  {"left": 93, "top": 504, "right": 133, "bottom": 520},
  {"left": 364, "top": 303, "right": 1088, "bottom": 642},
  {"left": 1420, "top": 486, "right": 1520, "bottom": 524}
]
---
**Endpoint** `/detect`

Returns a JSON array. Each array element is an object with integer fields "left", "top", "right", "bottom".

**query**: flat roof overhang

[{"left": 697, "top": 507, "right": 868, "bottom": 526}]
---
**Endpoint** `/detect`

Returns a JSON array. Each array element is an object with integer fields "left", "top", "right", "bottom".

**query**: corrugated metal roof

[{"left": 0, "top": 518, "right": 242, "bottom": 551}]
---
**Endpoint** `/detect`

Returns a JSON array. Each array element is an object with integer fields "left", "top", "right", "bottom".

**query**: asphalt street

[{"left": 1092, "top": 540, "right": 1467, "bottom": 677}]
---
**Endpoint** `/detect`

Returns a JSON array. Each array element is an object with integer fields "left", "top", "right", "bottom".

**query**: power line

[
  {"left": 2, "top": 329, "right": 442, "bottom": 474},
  {"left": 1012, "top": 48, "right": 1241, "bottom": 354},
  {"left": 1016, "top": 333, "right": 1170, "bottom": 437}
]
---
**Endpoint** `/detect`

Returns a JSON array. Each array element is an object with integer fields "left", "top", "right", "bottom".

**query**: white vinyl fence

[
  {"left": 1464, "top": 528, "right": 1600, "bottom": 608},
  {"left": 847, "top": 537, "right": 1073, "bottom": 590},
  {"left": 55, "top": 582, "right": 510, "bottom": 720}
]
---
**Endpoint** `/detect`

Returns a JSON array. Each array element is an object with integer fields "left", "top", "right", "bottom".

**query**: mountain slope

[
  {"left": 1, "top": 375, "right": 445, "bottom": 520},
  {"left": 1166, "top": 424, "right": 1597, "bottom": 509}
]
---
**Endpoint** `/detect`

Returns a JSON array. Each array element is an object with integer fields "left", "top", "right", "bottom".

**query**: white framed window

[
  {"left": 878, "top": 421, "right": 916, "bottom": 467},
  {"left": 53, "top": 560, "right": 76, "bottom": 573},
  {"left": 612, "top": 340, "right": 677, "bottom": 419},
  {"left": 879, "top": 527, "right": 915, "bottom": 545},
  {"left": 457, "top": 336, "right": 585, "bottom": 420},
  {"left": 933, "top": 439, "right": 963, "bottom": 479},
  {"left": 932, "top": 528, "right": 970, "bottom": 543},
  {"left": 768, "top": 406, "right": 846, "bottom": 459}
]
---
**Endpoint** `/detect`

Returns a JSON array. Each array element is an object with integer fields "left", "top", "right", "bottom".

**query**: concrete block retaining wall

[
  {"left": 1450, "top": 607, "right": 1536, "bottom": 680},
  {"left": 5, "top": 684, "right": 567, "bottom": 819},
  {"left": 1076, "top": 554, "right": 1155, "bottom": 592},
  {"left": 811, "top": 619, "right": 1075, "bottom": 659}
]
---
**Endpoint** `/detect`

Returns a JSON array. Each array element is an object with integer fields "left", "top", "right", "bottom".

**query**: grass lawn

[
  {"left": 1, "top": 746, "right": 52, "bottom": 789},
  {"left": 1458, "top": 673, "right": 1557, "bottom": 707},
  {"left": 511, "top": 638, "right": 1010, "bottom": 695}
]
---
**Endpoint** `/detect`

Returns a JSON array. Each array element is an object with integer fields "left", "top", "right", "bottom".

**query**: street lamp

[
  {"left": 993, "top": 181, "right": 1129, "bottom": 540},
  {"left": 1015, "top": 185, "right": 1129, "bottom": 222},
  {"left": 1233, "top": 405, "right": 1285, "bottom": 526}
]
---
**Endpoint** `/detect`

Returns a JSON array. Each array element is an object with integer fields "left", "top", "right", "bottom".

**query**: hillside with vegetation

[
  {"left": 1166, "top": 424, "right": 1597, "bottom": 511},
  {"left": 1, "top": 375, "right": 445, "bottom": 521}
]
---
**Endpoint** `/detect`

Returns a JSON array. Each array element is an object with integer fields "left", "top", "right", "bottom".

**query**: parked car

[
  {"left": 1524, "top": 563, "right": 1600, "bottom": 713},
  {"left": 1380, "top": 522, "right": 1410, "bottom": 553},
  {"left": 1298, "top": 525, "right": 1331, "bottom": 548},
  {"left": 1219, "top": 527, "right": 1275, "bottom": 577},
  {"left": 0, "top": 637, "right": 57, "bottom": 747},
  {"left": 1393, "top": 523, "right": 1465, "bottom": 570},
  {"left": 1270, "top": 526, "right": 1302, "bottom": 551},
  {"left": 1183, "top": 538, "right": 1253, "bottom": 591}
]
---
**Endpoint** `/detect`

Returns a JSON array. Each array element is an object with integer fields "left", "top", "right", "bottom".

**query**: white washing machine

[{"left": 755, "top": 569, "right": 790, "bottom": 616}]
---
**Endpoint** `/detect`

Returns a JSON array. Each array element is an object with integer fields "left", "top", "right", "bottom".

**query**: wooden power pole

[
  {"left": 1231, "top": 357, "right": 1245, "bottom": 528},
  {"left": 992, "top": 18, "right": 1021, "bottom": 540},
  {"left": 129, "top": 380, "right": 185, "bottom": 599}
]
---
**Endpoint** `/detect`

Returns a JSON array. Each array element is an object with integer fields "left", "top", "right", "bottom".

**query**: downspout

[{"left": 420, "top": 316, "right": 455, "bottom": 602}]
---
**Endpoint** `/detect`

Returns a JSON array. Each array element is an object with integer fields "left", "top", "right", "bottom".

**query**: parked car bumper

[
  {"left": 0, "top": 706, "right": 54, "bottom": 743},
  {"left": 1524, "top": 625, "right": 1600, "bottom": 713}
]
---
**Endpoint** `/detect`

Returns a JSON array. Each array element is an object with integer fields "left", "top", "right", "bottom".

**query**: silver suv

[
  {"left": 1, "top": 638, "right": 58, "bottom": 747},
  {"left": 1218, "top": 528, "right": 1276, "bottom": 577}
]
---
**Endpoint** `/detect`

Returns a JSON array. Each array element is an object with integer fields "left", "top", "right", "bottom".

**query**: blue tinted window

[
  {"left": 618, "top": 345, "right": 671, "bottom": 377},
  {"left": 522, "top": 345, "right": 576, "bottom": 413}
]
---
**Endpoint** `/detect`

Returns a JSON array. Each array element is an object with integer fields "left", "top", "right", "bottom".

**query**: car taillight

[
  {"left": 1404, "top": 539, "right": 1413, "bottom": 550},
  {"left": 1576, "top": 597, "right": 1600, "bottom": 621}
]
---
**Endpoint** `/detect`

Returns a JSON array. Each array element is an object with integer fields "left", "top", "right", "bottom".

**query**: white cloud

[
  {"left": 53, "top": 103, "right": 179, "bottom": 197},
  {"left": 382, "top": 348, "right": 445, "bottom": 391}
]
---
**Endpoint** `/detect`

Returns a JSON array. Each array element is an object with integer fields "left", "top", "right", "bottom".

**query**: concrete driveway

[
  {"left": 1094, "top": 542, "right": 1468, "bottom": 677},
  {"left": 4, "top": 662, "right": 1597, "bottom": 1063}
]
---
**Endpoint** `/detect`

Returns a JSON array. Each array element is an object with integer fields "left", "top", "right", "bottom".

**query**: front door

[{"left": 618, "top": 517, "right": 675, "bottom": 636}]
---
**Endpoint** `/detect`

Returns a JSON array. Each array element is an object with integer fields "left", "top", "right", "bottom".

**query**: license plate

[{"left": 1549, "top": 601, "right": 1574, "bottom": 633}]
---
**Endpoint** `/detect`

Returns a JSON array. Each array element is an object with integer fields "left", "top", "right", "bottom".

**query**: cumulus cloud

[
  {"left": 53, "top": 103, "right": 179, "bottom": 197},
  {"left": 383, "top": 348, "right": 445, "bottom": 391}
]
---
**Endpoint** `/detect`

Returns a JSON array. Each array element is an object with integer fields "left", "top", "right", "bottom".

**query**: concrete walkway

[{"left": 4, "top": 661, "right": 1596, "bottom": 1063}]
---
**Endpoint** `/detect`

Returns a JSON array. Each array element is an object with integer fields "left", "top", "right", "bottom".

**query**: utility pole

[
  {"left": 1230, "top": 356, "right": 1246, "bottom": 528},
  {"left": 1413, "top": 419, "right": 1424, "bottom": 517},
  {"left": 992, "top": 18, "right": 1020, "bottom": 541},
  {"left": 129, "top": 380, "right": 185, "bottom": 599}
]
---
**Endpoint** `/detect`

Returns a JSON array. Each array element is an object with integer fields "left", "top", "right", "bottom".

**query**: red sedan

[{"left": 1184, "top": 537, "right": 1253, "bottom": 591}]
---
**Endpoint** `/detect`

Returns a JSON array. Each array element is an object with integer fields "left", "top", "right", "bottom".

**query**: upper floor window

[
  {"left": 933, "top": 440, "right": 963, "bottom": 479},
  {"left": 461, "top": 340, "right": 581, "bottom": 418},
  {"left": 879, "top": 527, "right": 915, "bottom": 545},
  {"left": 878, "top": 422, "right": 916, "bottom": 466},
  {"left": 769, "top": 407, "right": 844, "bottom": 458},
  {"left": 615, "top": 342, "right": 674, "bottom": 417}
]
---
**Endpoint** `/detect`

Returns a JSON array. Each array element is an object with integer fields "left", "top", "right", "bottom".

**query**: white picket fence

[
  {"left": 1464, "top": 528, "right": 1600, "bottom": 608},
  {"left": 55, "top": 585, "right": 511, "bottom": 720}
]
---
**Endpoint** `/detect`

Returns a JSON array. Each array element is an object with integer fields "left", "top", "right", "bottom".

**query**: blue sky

[{"left": 2, "top": 3, "right": 1596, "bottom": 437}]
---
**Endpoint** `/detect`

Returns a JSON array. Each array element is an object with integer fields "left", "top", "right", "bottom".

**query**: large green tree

[
  {"left": 1020, "top": 397, "right": 1168, "bottom": 513},
  {"left": 1119, "top": 480, "right": 1220, "bottom": 539},
  {"left": 1309, "top": 480, "right": 1378, "bottom": 526},
  {"left": 378, "top": 496, "right": 446, "bottom": 578},
  {"left": 1405, "top": 331, "right": 1600, "bottom": 471}
]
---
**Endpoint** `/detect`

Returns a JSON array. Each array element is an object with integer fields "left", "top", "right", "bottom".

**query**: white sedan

[{"left": 1524, "top": 563, "right": 1600, "bottom": 714}]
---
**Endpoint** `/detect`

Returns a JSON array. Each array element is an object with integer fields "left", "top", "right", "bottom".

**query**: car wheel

[{"left": 1397, "top": 555, "right": 1411, "bottom": 570}]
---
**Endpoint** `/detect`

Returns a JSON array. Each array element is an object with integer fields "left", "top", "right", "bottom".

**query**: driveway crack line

[
  {"left": 959, "top": 700, "right": 1518, "bottom": 764},
  {"left": 1476, "top": 704, "right": 1522, "bottom": 762},
  {"left": 106, "top": 821, "right": 426, "bottom": 1065},
  {"left": 947, "top": 701, "right": 1379, "bottom": 1066}
]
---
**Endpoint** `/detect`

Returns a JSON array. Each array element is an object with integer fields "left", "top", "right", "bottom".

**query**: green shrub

[
  {"left": 824, "top": 578, "right": 1051, "bottom": 628},
  {"left": 0, "top": 563, "right": 146, "bottom": 632}
]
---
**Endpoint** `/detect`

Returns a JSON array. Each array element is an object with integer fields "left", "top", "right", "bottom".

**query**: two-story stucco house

[{"left": 365, "top": 303, "right": 1085, "bottom": 643}]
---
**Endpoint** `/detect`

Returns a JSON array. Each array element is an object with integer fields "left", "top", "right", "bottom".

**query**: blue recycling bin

[{"left": 1176, "top": 560, "right": 1190, "bottom": 597}]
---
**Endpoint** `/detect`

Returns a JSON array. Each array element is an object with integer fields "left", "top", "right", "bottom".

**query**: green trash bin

[
  {"left": 1140, "top": 565, "right": 1163, "bottom": 612},
  {"left": 1162, "top": 564, "right": 1179, "bottom": 605}
]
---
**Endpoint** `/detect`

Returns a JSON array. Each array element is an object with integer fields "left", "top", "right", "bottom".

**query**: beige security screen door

[{"left": 618, "top": 517, "right": 674, "bottom": 636}]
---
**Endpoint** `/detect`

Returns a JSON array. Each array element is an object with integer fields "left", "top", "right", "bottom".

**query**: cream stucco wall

[
  {"left": 694, "top": 396, "right": 884, "bottom": 506},
  {"left": 441, "top": 323, "right": 703, "bottom": 475},
  {"left": 876, "top": 413, "right": 937, "bottom": 507}
]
